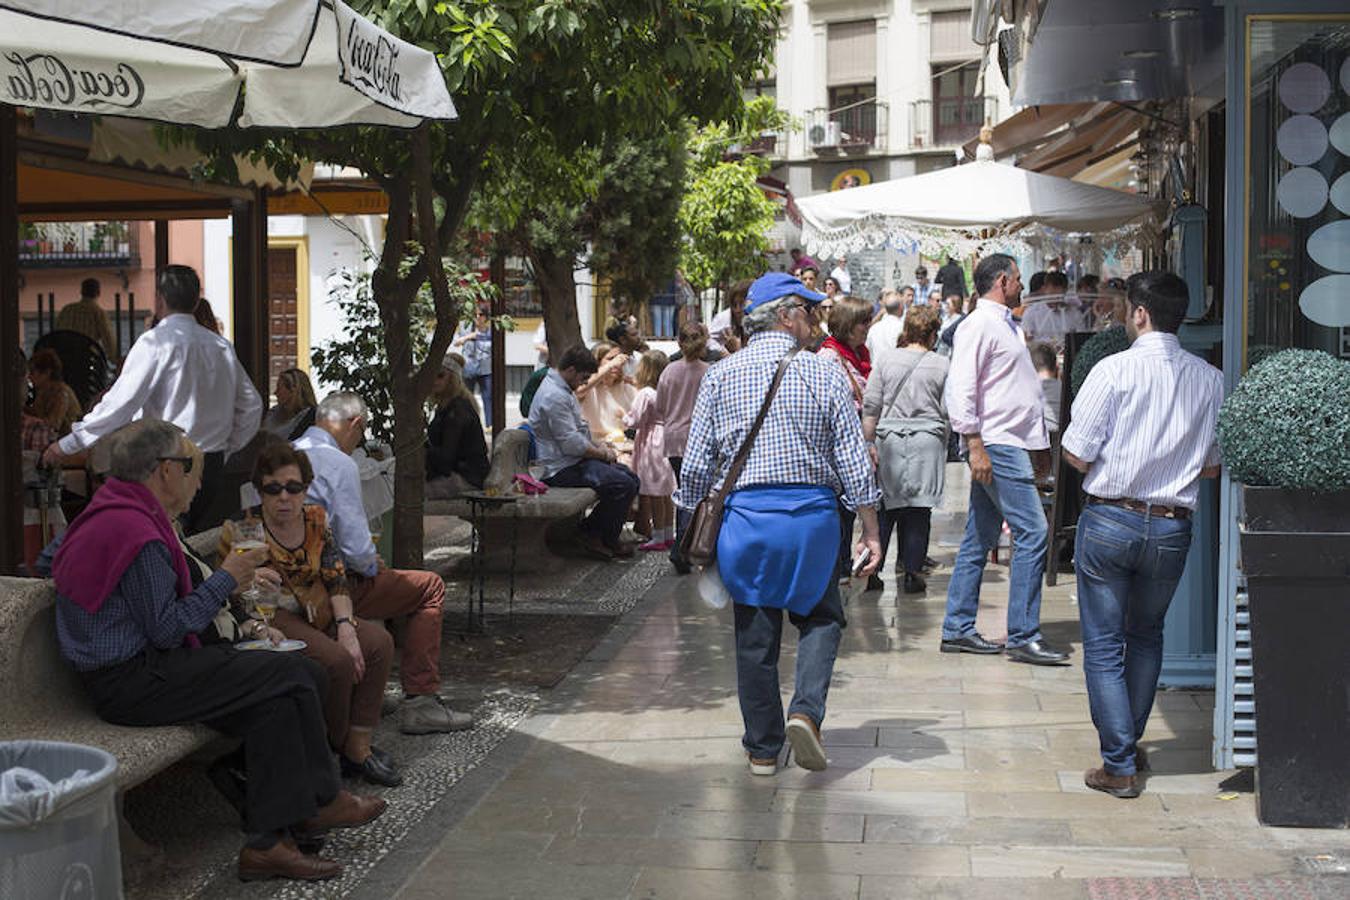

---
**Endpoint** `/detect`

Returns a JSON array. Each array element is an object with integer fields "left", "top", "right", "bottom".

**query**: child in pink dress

[{"left": 624, "top": 350, "right": 677, "bottom": 551}]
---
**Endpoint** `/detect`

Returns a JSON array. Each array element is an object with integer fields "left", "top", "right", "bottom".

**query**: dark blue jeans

[
  {"left": 878, "top": 505, "right": 932, "bottom": 576},
  {"left": 733, "top": 581, "right": 845, "bottom": 760},
  {"left": 1075, "top": 503, "right": 1192, "bottom": 775},
  {"left": 942, "top": 444, "right": 1048, "bottom": 648},
  {"left": 546, "top": 459, "right": 640, "bottom": 549},
  {"left": 668, "top": 457, "right": 690, "bottom": 565}
]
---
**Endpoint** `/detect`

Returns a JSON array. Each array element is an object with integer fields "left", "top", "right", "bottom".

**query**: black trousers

[
  {"left": 81, "top": 644, "right": 338, "bottom": 835},
  {"left": 879, "top": 506, "right": 932, "bottom": 576},
  {"left": 185, "top": 450, "right": 234, "bottom": 534}
]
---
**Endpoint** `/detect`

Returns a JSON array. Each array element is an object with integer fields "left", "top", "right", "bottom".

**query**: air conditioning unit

[{"left": 809, "top": 121, "right": 842, "bottom": 148}]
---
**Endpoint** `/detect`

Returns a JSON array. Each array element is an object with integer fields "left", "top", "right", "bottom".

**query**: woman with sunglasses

[{"left": 220, "top": 440, "right": 401, "bottom": 788}]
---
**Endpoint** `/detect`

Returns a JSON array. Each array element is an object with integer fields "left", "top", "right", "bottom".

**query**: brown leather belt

[{"left": 1087, "top": 495, "right": 1191, "bottom": 520}]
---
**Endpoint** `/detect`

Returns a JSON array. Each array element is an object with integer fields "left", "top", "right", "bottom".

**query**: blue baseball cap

[{"left": 745, "top": 272, "right": 827, "bottom": 313}]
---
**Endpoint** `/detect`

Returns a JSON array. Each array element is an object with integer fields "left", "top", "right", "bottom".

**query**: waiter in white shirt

[
  {"left": 44, "top": 265, "right": 262, "bottom": 532},
  {"left": 1061, "top": 271, "right": 1224, "bottom": 800}
]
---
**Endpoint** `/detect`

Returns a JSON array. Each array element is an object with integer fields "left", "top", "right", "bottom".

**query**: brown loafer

[
  {"left": 238, "top": 838, "right": 342, "bottom": 882},
  {"left": 1084, "top": 767, "right": 1141, "bottom": 799},
  {"left": 786, "top": 714, "right": 828, "bottom": 772},
  {"left": 300, "top": 790, "right": 387, "bottom": 834}
]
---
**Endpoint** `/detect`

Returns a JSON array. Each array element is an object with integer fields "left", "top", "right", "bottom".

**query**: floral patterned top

[{"left": 219, "top": 504, "right": 348, "bottom": 631}]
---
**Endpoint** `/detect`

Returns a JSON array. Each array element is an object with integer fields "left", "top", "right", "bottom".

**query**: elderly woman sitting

[
  {"left": 221, "top": 440, "right": 401, "bottom": 788},
  {"left": 53, "top": 419, "right": 386, "bottom": 883}
]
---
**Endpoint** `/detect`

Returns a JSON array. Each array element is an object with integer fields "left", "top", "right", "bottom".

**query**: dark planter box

[{"left": 1239, "top": 485, "right": 1350, "bottom": 829}]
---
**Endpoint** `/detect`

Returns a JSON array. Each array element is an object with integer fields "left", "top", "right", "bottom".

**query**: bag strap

[{"left": 716, "top": 348, "right": 799, "bottom": 499}]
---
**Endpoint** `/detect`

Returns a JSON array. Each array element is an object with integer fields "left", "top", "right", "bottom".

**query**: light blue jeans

[
  {"left": 1075, "top": 503, "right": 1191, "bottom": 775},
  {"left": 942, "top": 443, "right": 1048, "bottom": 648}
]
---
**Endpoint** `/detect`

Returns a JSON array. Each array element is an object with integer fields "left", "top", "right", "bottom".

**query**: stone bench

[
  {"left": 0, "top": 528, "right": 227, "bottom": 791},
  {"left": 424, "top": 429, "right": 597, "bottom": 572}
]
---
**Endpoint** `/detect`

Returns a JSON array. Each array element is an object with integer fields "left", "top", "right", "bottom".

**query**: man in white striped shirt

[{"left": 1061, "top": 271, "right": 1224, "bottom": 800}]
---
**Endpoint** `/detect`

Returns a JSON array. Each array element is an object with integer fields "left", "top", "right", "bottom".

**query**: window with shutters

[
  {"left": 828, "top": 20, "right": 878, "bottom": 146},
  {"left": 928, "top": 8, "right": 986, "bottom": 147}
]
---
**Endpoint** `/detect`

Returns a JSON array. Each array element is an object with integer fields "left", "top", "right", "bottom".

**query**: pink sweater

[{"left": 654, "top": 357, "right": 709, "bottom": 458}]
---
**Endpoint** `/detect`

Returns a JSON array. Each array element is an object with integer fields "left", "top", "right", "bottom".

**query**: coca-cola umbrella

[{"left": 0, "top": 0, "right": 456, "bottom": 128}]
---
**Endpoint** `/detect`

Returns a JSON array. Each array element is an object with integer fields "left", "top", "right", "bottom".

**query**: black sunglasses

[
  {"left": 260, "top": 480, "right": 307, "bottom": 496},
  {"left": 159, "top": 456, "right": 194, "bottom": 473}
]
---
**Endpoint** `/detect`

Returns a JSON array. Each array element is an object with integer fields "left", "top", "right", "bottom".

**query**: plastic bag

[{"left": 697, "top": 564, "right": 732, "bottom": 610}]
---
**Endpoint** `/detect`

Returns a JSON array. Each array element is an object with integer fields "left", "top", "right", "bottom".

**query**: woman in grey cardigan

[{"left": 861, "top": 305, "right": 949, "bottom": 594}]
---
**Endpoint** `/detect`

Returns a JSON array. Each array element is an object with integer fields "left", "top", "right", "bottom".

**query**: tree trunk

[{"left": 530, "top": 246, "right": 582, "bottom": 363}]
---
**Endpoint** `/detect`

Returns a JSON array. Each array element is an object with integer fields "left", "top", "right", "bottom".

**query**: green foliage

[
  {"left": 678, "top": 96, "right": 792, "bottom": 291},
  {"left": 310, "top": 260, "right": 494, "bottom": 443},
  {"left": 1217, "top": 349, "right": 1350, "bottom": 491},
  {"left": 1069, "top": 326, "right": 1130, "bottom": 398}
]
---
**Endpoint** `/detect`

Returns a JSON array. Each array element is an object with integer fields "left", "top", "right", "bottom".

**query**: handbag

[{"left": 680, "top": 348, "right": 799, "bottom": 568}]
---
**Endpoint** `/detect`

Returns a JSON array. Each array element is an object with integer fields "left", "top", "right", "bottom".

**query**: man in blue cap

[{"left": 678, "top": 272, "right": 882, "bottom": 776}]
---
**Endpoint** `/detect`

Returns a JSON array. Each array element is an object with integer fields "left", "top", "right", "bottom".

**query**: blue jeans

[
  {"left": 546, "top": 458, "right": 640, "bottom": 549},
  {"left": 734, "top": 579, "right": 845, "bottom": 759},
  {"left": 470, "top": 374, "right": 493, "bottom": 429},
  {"left": 650, "top": 304, "right": 677, "bottom": 339},
  {"left": 668, "top": 457, "right": 690, "bottom": 565},
  {"left": 942, "top": 444, "right": 1048, "bottom": 647},
  {"left": 1075, "top": 503, "right": 1191, "bottom": 775}
]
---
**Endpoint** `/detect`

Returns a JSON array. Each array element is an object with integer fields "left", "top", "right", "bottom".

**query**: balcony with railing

[
  {"left": 909, "top": 96, "right": 999, "bottom": 151},
  {"left": 806, "top": 99, "right": 889, "bottom": 154},
  {"left": 18, "top": 222, "right": 140, "bottom": 269}
]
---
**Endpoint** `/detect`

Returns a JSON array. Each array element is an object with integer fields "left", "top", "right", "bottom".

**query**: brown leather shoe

[
  {"left": 238, "top": 839, "right": 342, "bottom": 882},
  {"left": 1084, "top": 767, "right": 1141, "bottom": 799},
  {"left": 300, "top": 790, "right": 388, "bottom": 833},
  {"left": 786, "top": 714, "right": 827, "bottom": 772}
]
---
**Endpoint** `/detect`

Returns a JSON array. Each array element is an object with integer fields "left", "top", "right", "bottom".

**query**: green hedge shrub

[
  {"left": 1069, "top": 325, "right": 1130, "bottom": 398},
  {"left": 1217, "top": 349, "right": 1350, "bottom": 491}
]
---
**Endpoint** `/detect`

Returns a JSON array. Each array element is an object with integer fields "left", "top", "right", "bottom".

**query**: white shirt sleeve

[
  {"left": 1061, "top": 365, "right": 1117, "bottom": 463},
  {"left": 59, "top": 336, "right": 160, "bottom": 453}
]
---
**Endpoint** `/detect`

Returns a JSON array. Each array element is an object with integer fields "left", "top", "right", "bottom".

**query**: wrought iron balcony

[
  {"left": 909, "top": 96, "right": 999, "bottom": 150},
  {"left": 18, "top": 222, "right": 140, "bottom": 269},
  {"left": 806, "top": 99, "right": 889, "bottom": 153}
]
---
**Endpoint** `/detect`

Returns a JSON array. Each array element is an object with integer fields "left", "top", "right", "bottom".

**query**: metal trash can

[{"left": 0, "top": 741, "right": 122, "bottom": 900}]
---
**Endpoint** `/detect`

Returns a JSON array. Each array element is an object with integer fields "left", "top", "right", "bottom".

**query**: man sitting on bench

[
  {"left": 528, "top": 344, "right": 641, "bottom": 560},
  {"left": 52, "top": 419, "right": 385, "bottom": 883}
]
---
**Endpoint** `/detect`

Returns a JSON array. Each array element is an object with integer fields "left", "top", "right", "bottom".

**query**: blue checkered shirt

[{"left": 676, "top": 331, "right": 880, "bottom": 512}]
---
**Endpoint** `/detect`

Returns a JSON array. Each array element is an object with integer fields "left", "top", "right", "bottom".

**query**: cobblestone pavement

[{"left": 382, "top": 466, "right": 1350, "bottom": 900}]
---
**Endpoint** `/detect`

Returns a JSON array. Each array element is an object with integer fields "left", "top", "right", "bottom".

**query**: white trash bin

[{"left": 0, "top": 741, "right": 122, "bottom": 900}]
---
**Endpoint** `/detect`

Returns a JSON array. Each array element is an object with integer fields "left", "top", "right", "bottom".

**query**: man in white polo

[{"left": 1061, "top": 270, "right": 1224, "bottom": 799}]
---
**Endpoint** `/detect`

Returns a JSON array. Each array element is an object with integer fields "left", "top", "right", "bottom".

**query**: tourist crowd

[{"left": 23, "top": 250, "right": 1222, "bottom": 881}]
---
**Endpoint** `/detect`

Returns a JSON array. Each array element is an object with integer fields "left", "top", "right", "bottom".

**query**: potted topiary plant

[
  {"left": 1069, "top": 324, "right": 1130, "bottom": 398},
  {"left": 1216, "top": 348, "right": 1350, "bottom": 829}
]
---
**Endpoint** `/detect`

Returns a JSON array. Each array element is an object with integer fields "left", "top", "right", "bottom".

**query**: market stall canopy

[
  {"left": 1, "top": 0, "right": 456, "bottom": 128},
  {"left": 797, "top": 158, "right": 1164, "bottom": 260}
]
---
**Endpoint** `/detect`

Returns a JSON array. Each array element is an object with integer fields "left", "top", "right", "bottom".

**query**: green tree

[
  {"left": 186, "top": 0, "right": 780, "bottom": 566},
  {"left": 679, "top": 96, "right": 791, "bottom": 293}
]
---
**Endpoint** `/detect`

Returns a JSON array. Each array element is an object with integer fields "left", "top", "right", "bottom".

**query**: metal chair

[{"left": 34, "top": 329, "right": 113, "bottom": 412}]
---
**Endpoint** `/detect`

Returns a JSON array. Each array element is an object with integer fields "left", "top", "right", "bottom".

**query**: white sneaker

[
  {"left": 748, "top": 754, "right": 777, "bottom": 776},
  {"left": 400, "top": 695, "right": 474, "bottom": 735},
  {"left": 786, "top": 715, "right": 828, "bottom": 771}
]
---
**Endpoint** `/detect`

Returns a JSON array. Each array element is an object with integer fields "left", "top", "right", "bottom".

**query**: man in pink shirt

[{"left": 940, "top": 254, "right": 1068, "bottom": 666}]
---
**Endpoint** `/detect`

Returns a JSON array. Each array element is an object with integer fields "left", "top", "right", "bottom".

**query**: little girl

[{"left": 623, "top": 350, "right": 677, "bottom": 551}]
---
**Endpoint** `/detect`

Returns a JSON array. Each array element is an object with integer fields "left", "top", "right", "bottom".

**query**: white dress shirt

[
  {"left": 292, "top": 426, "right": 379, "bottom": 577},
  {"left": 1061, "top": 331, "right": 1224, "bottom": 510},
  {"left": 866, "top": 314, "right": 905, "bottom": 363},
  {"left": 1020, "top": 298, "right": 1083, "bottom": 346},
  {"left": 58, "top": 313, "right": 262, "bottom": 456},
  {"left": 943, "top": 298, "right": 1049, "bottom": 451}
]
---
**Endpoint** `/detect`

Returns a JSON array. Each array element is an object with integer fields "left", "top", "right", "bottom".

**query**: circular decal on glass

[
  {"left": 1276, "top": 167, "right": 1328, "bottom": 218},
  {"left": 1298, "top": 274, "right": 1350, "bottom": 327},
  {"left": 1278, "top": 62, "right": 1331, "bottom": 113},
  {"left": 1307, "top": 220, "right": 1350, "bottom": 272},
  {"left": 1277, "top": 115, "right": 1329, "bottom": 165},
  {"left": 1331, "top": 173, "right": 1350, "bottom": 215},
  {"left": 1330, "top": 112, "right": 1350, "bottom": 157}
]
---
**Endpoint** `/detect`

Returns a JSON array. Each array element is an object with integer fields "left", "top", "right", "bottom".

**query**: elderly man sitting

[{"left": 53, "top": 419, "right": 385, "bottom": 883}]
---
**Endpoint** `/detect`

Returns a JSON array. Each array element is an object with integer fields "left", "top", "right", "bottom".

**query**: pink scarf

[{"left": 54, "top": 478, "right": 195, "bottom": 617}]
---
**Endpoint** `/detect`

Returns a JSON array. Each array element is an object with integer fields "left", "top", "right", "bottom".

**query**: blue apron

[{"left": 716, "top": 485, "right": 839, "bottom": 616}]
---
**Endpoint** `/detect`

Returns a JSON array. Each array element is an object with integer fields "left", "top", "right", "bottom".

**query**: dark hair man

[
  {"left": 528, "top": 344, "right": 640, "bottom": 559},
  {"left": 43, "top": 264, "right": 262, "bottom": 532},
  {"left": 941, "top": 253, "right": 1067, "bottom": 666},
  {"left": 1061, "top": 270, "right": 1222, "bottom": 799}
]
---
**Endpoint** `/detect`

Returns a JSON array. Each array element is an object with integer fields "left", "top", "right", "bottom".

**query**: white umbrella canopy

[
  {"left": 797, "top": 159, "right": 1164, "bottom": 259},
  {"left": 1, "top": 0, "right": 456, "bottom": 128}
]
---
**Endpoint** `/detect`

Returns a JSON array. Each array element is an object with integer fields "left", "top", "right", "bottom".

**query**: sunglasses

[
  {"left": 260, "top": 480, "right": 307, "bottom": 496},
  {"left": 159, "top": 456, "right": 194, "bottom": 473}
]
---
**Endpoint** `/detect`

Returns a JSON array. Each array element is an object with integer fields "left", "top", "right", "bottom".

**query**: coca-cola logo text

[
  {"left": 4, "top": 52, "right": 145, "bottom": 110},
  {"left": 344, "top": 23, "right": 401, "bottom": 102}
]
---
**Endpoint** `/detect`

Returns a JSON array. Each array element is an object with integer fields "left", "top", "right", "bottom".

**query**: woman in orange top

[{"left": 221, "top": 441, "right": 400, "bottom": 788}]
